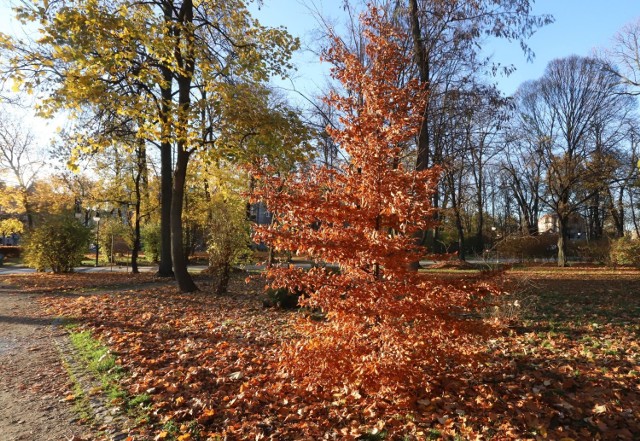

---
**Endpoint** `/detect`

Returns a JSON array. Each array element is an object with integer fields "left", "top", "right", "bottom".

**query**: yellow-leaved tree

[{"left": 2, "top": 0, "right": 300, "bottom": 291}]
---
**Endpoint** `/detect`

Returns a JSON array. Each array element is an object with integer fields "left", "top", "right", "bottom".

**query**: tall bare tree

[
  {"left": 521, "top": 56, "right": 631, "bottom": 266},
  {"left": 0, "top": 112, "right": 42, "bottom": 229},
  {"left": 404, "top": 0, "right": 552, "bottom": 248},
  {"left": 606, "top": 18, "right": 640, "bottom": 95}
]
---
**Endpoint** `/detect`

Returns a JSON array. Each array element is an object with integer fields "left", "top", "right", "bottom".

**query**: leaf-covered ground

[
  {"left": 10, "top": 268, "right": 640, "bottom": 440},
  {"left": 6, "top": 272, "right": 163, "bottom": 293}
]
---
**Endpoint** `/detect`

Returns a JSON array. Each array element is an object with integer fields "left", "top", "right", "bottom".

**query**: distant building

[
  {"left": 249, "top": 202, "right": 272, "bottom": 225},
  {"left": 538, "top": 213, "right": 586, "bottom": 240}
]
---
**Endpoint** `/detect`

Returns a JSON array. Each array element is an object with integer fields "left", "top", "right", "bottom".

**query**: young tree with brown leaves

[{"left": 253, "top": 5, "right": 494, "bottom": 402}]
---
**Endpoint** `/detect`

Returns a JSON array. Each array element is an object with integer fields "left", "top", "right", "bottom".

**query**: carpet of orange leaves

[
  {"left": 10, "top": 269, "right": 639, "bottom": 440},
  {"left": 6, "top": 272, "right": 162, "bottom": 293}
]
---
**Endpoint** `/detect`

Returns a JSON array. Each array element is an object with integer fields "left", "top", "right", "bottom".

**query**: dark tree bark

[
  {"left": 557, "top": 214, "right": 569, "bottom": 267},
  {"left": 130, "top": 140, "right": 147, "bottom": 274},
  {"left": 409, "top": 0, "right": 430, "bottom": 172},
  {"left": 171, "top": 146, "right": 198, "bottom": 292},
  {"left": 609, "top": 187, "right": 625, "bottom": 238},
  {"left": 169, "top": 0, "right": 198, "bottom": 293},
  {"left": 156, "top": 4, "right": 175, "bottom": 278}
]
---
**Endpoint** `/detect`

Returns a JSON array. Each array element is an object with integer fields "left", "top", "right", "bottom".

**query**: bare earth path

[{"left": 0, "top": 285, "right": 92, "bottom": 441}]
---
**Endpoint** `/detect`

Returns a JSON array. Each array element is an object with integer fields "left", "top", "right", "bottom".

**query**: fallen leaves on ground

[
  {"left": 36, "top": 270, "right": 640, "bottom": 440},
  {"left": 6, "top": 272, "right": 163, "bottom": 293}
]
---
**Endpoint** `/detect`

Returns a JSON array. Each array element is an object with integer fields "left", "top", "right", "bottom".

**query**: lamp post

[
  {"left": 491, "top": 226, "right": 498, "bottom": 264},
  {"left": 93, "top": 211, "right": 101, "bottom": 267}
]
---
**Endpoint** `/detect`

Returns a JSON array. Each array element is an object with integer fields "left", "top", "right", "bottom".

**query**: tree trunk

[
  {"left": 609, "top": 187, "right": 625, "bottom": 238},
  {"left": 475, "top": 177, "right": 484, "bottom": 252},
  {"left": 456, "top": 212, "right": 466, "bottom": 261},
  {"left": 183, "top": 187, "right": 192, "bottom": 264},
  {"left": 267, "top": 247, "right": 274, "bottom": 268},
  {"left": 167, "top": 0, "right": 198, "bottom": 293},
  {"left": 557, "top": 216, "right": 569, "bottom": 267},
  {"left": 157, "top": 64, "right": 174, "bottom": 277},
  {"left": 215, "top": 264, "right": 231, "bottom": 295},
  {"left": 630, "top": 191, "right": 640, "bottom": 239},
  {"left": 409, "top": 0, "right": 429, "bottom": 172},
  {"left": 409, "top": 0, "right": 444, "bottom": 256},
  {"left": 448, "top": 173, "right": 466, "bottom": 261},
  {"left": 22, "top": 191, "right": 34, "bottom": 230},
  {"left": 589, "top": 193, "right": 604, "bottom": 240},
  {"left": 131, "top": 141, "right": 146, "bottom": 274},
  {"left": 171, "top": 147, "right": 198, "bottom": 292},
  {"left": 527, "top": 214, "right": 538, "bottom": 235}
]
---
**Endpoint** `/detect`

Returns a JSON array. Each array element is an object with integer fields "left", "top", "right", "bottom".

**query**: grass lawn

[{"left": 9, "top": 267, "right": 639, "bottom": 440}]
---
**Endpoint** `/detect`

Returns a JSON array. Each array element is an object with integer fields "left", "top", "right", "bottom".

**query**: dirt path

[{"left": 0, "top": 286, "right": 93, "bottom": 441}]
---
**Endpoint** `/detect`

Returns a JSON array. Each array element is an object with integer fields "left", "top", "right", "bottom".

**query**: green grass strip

[{"left": 67, "top": 326, "right": 152, "bottom": 424}]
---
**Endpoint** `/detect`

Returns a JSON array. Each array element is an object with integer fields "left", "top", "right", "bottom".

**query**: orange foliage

[{"left": 253, "top": 6, "right": 498, "bottom": 400}]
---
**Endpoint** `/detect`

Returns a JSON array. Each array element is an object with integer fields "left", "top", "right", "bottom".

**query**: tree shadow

[
  {"left": 0, "top": 314, "right": 58, "bottom": 327},
  {"left": 444, "top": 272, "right": 640, "bottom": 438}
]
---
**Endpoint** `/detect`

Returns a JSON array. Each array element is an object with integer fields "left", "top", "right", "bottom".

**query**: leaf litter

[{"left": 13, "top": 269, "right": 638, "bottom": 440}]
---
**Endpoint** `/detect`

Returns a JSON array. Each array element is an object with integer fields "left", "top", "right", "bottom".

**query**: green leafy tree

[
  {"left": 141, "top": 222, "right": 161, "bottom": 263},
  {"left": 80, "top": 140, "right": 154, "bottom": 273},
  {"left": 23, "top": 216, "right": 91, "bottom": 273}
]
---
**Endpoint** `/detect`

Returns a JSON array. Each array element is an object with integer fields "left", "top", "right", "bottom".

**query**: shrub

[
  {"left": 609, "top": 236, "right": 640, "bottom": 267},
  {"left": 496, "top": 233, "right": 558, "bottom": 260},
  {"left": 207, "top": 195, "right": 252, "bottom": 295},
  {"left": 98, "top": 218, "right": 130, "bottom": 262},
  {"left": 140, "top": 222, "right": 161, "bottom": 263},
  {"left": 569, "top": 238, "right": 611, "bottom": 264},
  {"left": 23, "top": 216, "right": 91, "bottom": 273}
]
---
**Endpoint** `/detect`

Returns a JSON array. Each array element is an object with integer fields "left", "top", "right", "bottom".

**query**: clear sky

[
  {"left": 252, "top": 0, "right": 640, "bottom": 98},
  {"left": 1, "top": 0, "right": 639, "bottom": 142},
  {"left": 489, "top": 0, "right": 640, "bottom": 95},
  {"left": 3, "top": 0, "right": 639, "bottom": 97}
]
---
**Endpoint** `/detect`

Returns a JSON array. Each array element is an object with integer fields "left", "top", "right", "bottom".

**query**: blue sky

[
  {"left": 252, "top": 0, "right": 640, "bottom": 98},
  {"left": 3, "top": 0, "right": 639, "bottom": 98},
  {"left": 1, "top": 0, "right": 639, "bottom": 134},
  {"left": 490, "top": 0, "right": 640, "bottom": 95}
]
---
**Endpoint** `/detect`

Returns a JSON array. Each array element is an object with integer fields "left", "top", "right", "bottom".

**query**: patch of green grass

[
  {"left": 69, "top": 330, "right": 122, "bottom": 375},
  {"left": 66, "top": 326, "right": 152, "bottom": 424},
  {"left": 161, "top": 420, "right": 180, "bottom": 439},
  {"left": 129, "top": 393, "right": 151, "bottom": 408},
  {"left": 58, "top": 354, "right": 94, "bottom": 423},
  {"left": 187, "top": 420, "right": 202, "bottom": 439},
  {"left": 158, "top": 419, "right": 207, "bottom": 441}
]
